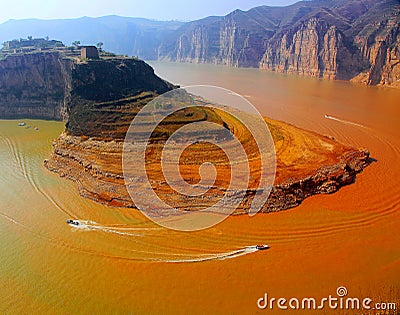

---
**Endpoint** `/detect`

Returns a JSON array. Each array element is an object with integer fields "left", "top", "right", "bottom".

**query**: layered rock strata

[{"left": 158, "top": 0, "right": 400, "bottom": 88}]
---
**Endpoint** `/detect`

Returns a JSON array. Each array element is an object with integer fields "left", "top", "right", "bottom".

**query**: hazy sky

[{"left": 0, "top": 0, "right": 300, "bottom": 24}]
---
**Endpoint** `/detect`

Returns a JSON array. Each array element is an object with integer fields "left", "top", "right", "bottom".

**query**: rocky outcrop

[
  {"left": 259, "top": 18, "right": 365, "bottom": 80},
  {"left": 65, "top": 58, "right": 174, "bottom": 138},
  {"left": 351, "top": 16, "right": 400, "bottom": 88},
  {"left": 263, "top": 148, "right": 370, "bottom": 212},
  {"left": 45, "top": 114, "right": 371, "bottom": 214},
  {"left": 158, "top": 10, "right": 273, "bottom": 67},
  {"left": 0, "top": 51, "right": 174, "bottom": 123},
  {"left": 0, "top": 52, "right": 73, "bottom": 120},
  {"left": 158, "top": 0, "right": 400, "bottom": 88}
]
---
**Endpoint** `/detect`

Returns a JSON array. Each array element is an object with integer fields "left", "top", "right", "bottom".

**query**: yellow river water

[{"left": 0, "top": 61, "right": 399, "bottom": 314}]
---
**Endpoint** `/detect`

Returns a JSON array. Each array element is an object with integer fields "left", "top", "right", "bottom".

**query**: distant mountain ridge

[
  {"left": 158, "top": 0, "right": 400, "bottom": 87},
  {"left": 1, "top": 0, "right": 399, "bottom": 87},
  {"left": 0, "top": 16, "right": 184, "bottom": 59}
]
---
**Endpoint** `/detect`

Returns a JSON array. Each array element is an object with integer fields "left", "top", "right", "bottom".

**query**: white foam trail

[
  {"left": 324, "top": 115, "right": 367, "bottom": 129},
  {"left": 162, "top": 246, "right": 260, "bottom": 263},
  {"left": 69, "top": 220, "right": 144, "bottom": 236},
  {"left": 217, "top": 245, "right": 260, "bottom": 260},
  {"left": 98, "top": 225, "right": 161, "bottom": 231}
]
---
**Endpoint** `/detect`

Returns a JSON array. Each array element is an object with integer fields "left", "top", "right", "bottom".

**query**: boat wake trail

[
  {"left": 161, "top": 246, "right": 261, "bottom": 263},
  {"left": 1, "top": 135, "right": 25, "bottom": 176},
  {"left": 324, "top": 115, "right": 367, "bottom": 129},
  {"left": 0, "top": 211, "right": 23, "bottom": 227},
  {"left": 68, "top": 220, "right": 147, "bottom": 237},
  {"left": 1, "top": 210, "right": 266, "bottom": 263},
  {"left": 67, "top": 219, "right": 268, "bottom": 262},
  {"left": 1, "top": 133, "right": 76, "bottom": 218},
  {"left": 66, "top": 220, "right": 266, "bottom": 262}
]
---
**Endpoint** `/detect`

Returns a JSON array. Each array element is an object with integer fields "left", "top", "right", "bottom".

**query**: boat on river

[{"left": 66, "top": 219, "right": 80, "bottom": 226}]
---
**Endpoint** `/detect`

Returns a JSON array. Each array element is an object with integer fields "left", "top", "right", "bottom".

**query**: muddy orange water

[{"left": 0, "top": 62, "right": 399, "bottom": 314}]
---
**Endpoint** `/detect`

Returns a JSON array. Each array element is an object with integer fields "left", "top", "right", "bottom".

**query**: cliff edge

[
  {"left": 158, "top": 0, "right": 400, "bottom": 88},
  {"left": 0, "top": 51, "right": 173, "bottom": 122}
]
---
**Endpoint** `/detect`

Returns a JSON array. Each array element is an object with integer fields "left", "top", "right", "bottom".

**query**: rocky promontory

[
  {"left": 0, "top": 48, "right": 173, "bottom": 122},
  {"left": 0, "top": 47, "right": 370, "bottom": 214},
  {"left": 45, "top": 115, "right": 371, "bottom": 214}
]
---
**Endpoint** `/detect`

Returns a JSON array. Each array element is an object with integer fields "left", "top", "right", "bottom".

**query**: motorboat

[
  {"left": 66, "top": 219, "right": 80, "bottom": 226},
  {"left": 256, "top": 244, "right": 269, "bottom": 250}
]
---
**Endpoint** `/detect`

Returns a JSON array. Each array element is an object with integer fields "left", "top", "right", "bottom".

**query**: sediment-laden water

[{"left": 0, "top": 62, "right": 399, "bottom": 314}]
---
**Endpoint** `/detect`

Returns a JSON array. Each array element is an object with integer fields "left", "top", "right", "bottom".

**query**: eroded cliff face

[
  {"left": 159, "top": 10, "right": 271, "bottom": 67},
  {"left": 0, "top": 52, "right": 73, "bottom": 120},
  {"left": 158, "top": 0, "right": 400, "bottom": 88},
  {"left": 259, "top": 18, "right": 365, "bottom": 80},
  {"left": 260, "top": 1, "right": 400, "bottom": 85},
  {"left": 217, "top": 12, "right": 268, "bottom": 67},
  {"left": 0, "top": 52, "right": 174, "bottom": 125},
  {"left": 66, "top": 58, "right": 174, "bottom": 138},
  {"left": 352, "top": 17, "right": 400, "bottom": 88}
]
